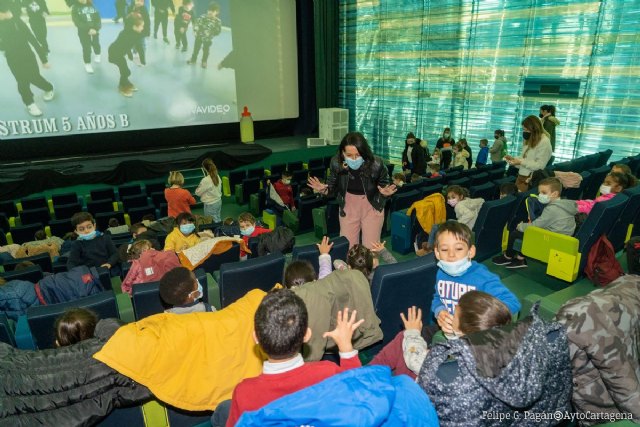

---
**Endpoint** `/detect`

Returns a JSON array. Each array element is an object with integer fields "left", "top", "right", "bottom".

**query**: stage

[{"left": 0, "top": 136, "right": 338, "bottom": 201}]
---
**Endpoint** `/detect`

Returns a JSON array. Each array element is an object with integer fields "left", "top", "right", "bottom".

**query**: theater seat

[
  {"left": 235, "top": 177, "right": 261, "bottom": 205},
  {"left": 469, "top": 182, "right": 497, "bottom": 201},
  {"left": 291, "top": 236, "right": 349, "bottom": 276},
  {"left": 218, "top": 253, "right": 285, "bottom": 308},
  {"left": 562, "top": 171, "right": 591, "bottom": 200},
  {"left": 286, "top": 197, "right": 325, "bottom": 234},
  {"left": 521, "top": 193, "right": 628, "bottom": 282},
  {"left": 51, "top": 193, "right": 80, "bottom": 208},
  {"left": 199, "top": 242, "right": 240, "bottom": 273},
  {"left": 19, "top": 207, "right": 51, "bottom": 227},
  {"left": 20, "top": 196, "right": 48, "bottom": 211},
  {"left": 0, "top": 265, "right": 44, "bottom": 283},
  {"left": 131, "top": 269, "right": 208, "bottom": 320},
  {"left": 607, "top": 185, "right": 640, "bottom": 251},
  {"left": 54, "top": 202, "right": 83, "bottom": 221},
  {"left": 370, "top": 255, "right": 438, "bottom": 346},
  {"left": 473, "top": 195, "right": 517, "bottom": 262},
  {"left": 312, "top": 200, "right": 340, "bottom": 239},
  {"left": 118, "top": 184, "right": 143, "bottom": 200},
  {"left": 1, "top": 252, "right": 52, "bottom": 273},
  {"left": 27, "top": 290, "right": 120, "bottom": 349},
  {"left": 0, "top": 313, "right": 16, "bottom": 347},
  {"left": 582, "top": 165, "right": 610, "bottom": 200}
]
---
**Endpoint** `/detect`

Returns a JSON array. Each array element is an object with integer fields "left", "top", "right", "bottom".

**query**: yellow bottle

[{"left": 240, "top": 106, "right": 254, "bottom": 143}]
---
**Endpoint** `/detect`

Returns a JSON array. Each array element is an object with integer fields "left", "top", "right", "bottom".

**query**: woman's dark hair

[
  {"left": 175, "top": 212, "right": 195, "bottom": 225},
  {"left": 284, "top": 260, "right": 316, "bottom": 288},
  {"left": 494, "top": 129, "right": 505, "bottom": 137},
  {"left": 540, "top": 104, "right": 556, "bottom": 116},
  {"left": 55, "top": 308, "right": 98, "bottom": 347},
  {"left": 338, "top": 132, "right": 375, "bottom": 165},
  {"left": 609, "top": 172, "right": 636, "bottom": 190},
  {"left": 442, "top": 127, "right": 452, "bottom": 138},
  {"left": 347, "top": 244, "right": 374, "bottom": 279},
  {"left": 405, "top": 132, "right": 417, "bottom": 145},
  {"left": 456, "top": 291, "right": 512, "bottom": 335}
]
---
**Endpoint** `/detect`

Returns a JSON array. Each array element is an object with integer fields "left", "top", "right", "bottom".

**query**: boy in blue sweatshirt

[
  {"left": 475, "top": 138, "right": 489, "bottom": 167},
  {"left": 431, "top": 221, "right": 520, "bottom": 336}
]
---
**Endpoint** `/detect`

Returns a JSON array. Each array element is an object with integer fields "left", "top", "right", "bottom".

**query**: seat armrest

[
  {"left": 521, "top": 226, "right": 579, "bottom": 263},
  {"left": 207, "top": 273, "right": 221, "bottom": 310}
]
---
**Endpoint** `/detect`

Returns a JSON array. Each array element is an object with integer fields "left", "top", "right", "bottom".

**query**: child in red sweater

[
  {"left": 272, "top": 170, "right": 296, "bottom": 211},
  {"left": 224, "top": 289, "right": 364, "bottom": 426},
  {"left": 164, "top": 171, "right": 195, "bottom": 218},
  {"left": 238, "top": 212, "right": 270, "bottom": 259}
]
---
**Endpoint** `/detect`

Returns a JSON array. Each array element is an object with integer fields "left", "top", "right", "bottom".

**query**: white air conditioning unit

[{"left": 307, "top": 137, "right": 327, "bottom": 147}]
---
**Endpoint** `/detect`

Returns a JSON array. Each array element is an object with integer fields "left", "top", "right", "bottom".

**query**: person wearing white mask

[
  {"left": 431, "top": 222, "right": 520, "bottom": 338},
  {"left": 505, "top": 115, "right": 552, "bottom": 192},
  {"left": 493, "top": 177, "right": 577, "bottom": 269},
  {"left": 576, "top": 172, "right": 634, "bottom": 215},
  {"left": 307, "top": 132, "right": 396, "bottom": 249}
]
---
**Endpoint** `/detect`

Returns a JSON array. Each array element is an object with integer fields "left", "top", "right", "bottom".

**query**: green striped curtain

[{"left": 339, "top": 0, "right": 640, "bottom": 164}]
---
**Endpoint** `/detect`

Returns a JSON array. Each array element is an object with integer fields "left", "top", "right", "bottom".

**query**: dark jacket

[
  {"left": 109, "top": 27, "right": 143, "bottom": 60},
  {"left": 418, "top": 305, "right": 572, "bottom": 426},
  {"left": 23, "top": 0, "right": 49, "bottom": 18},
  {"left": 0, "top": 16, "right": 47, "bottom": 64},
  {"left": 71, "top": 2, "right": 102, "bottom": 32},
  {"left": 0, "top": 319, "right": 151, "bottom": 426},
  {"left": 67, "top": 232, "right": 119, "bottom": 270},
  {"left": 174, "top": 6, "right": 193, "bottom": 30},
  {"left": 326, "top": 154, "right": 390, "bottom": 213},
  {"left": 151, "top": 0, "right": 174, "bottom": 12},
  {"left": 556, "top": 274, "right": 640, "bottom": 424},
  {"left": 402, "top": 140, "right": 428, "bottom": 175},
  {"left": 0, "top": 266, "right": 102, "bottom": 321},
  {"left": 127, "top": 4, "right": 151, "bottom": 37}
]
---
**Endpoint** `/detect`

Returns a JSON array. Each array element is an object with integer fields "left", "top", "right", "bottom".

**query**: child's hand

[
  {"left": 323, "top": 307, "right": 364, "bottom": 353},
  {"left": 400, "top": 306, "right": 422, "bottom": 331},
  {"left": 101, "top": 263, "right": 112, "bottom": 269},
  {"left": 370, "top": 241, "right": 386, "bottom": 254},
  {"left": 180, "top": 27, "right": 185, "bottom": 33},
  {"left": 378, "top": 184, "right": 397, "bottom": 197},
  {"left": 316, "top": 236, "right": 333, "bottom": 255},
  {"left": 436, "top": 310, "right": 454, "bottom": 334},
  {"left": 89, "top": 29, "right": 97, "bottom": 36}
]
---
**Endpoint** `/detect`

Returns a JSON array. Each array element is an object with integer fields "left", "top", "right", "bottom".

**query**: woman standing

[
  {"left": 489, "top": 129, "right": 507, "bottom": 163},
  {"left": 402, "top": 132, "right": 428, "bottom": 176},
  {"left": 505, "top": 115, "right": 553, "bottom": 192},
  {"left": 435, "top": 128, "right": 455, "bottom": 170},
  {"left": 307, "top": 132, "right": 396, "bottom": 249},
  {"left": 540, "top": 105, "right": 560, "bottom": 151},
  {"left": 195, "top": 158, "right": 222, "bottom": 222}
]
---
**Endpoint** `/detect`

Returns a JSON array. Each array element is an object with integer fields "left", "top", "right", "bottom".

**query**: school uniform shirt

[
  {"left": 226, "top": 352, "right": 361, "bottom": 427},
  {"left": 430, "top": 261, "right": 521, "bottom": 318},
  {"left": 164, "top": 187, "right": 196, "bottom": 218},
  {"left": 71, "top": 3, "right": 102, "bottom": 32}
]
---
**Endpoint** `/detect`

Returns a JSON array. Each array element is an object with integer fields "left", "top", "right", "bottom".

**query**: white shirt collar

[{"left": 263, "top": 353, "right": 304, "bottom": 375}]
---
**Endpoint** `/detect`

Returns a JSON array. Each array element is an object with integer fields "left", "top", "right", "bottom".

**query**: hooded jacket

[
  {"left": 121, "top": 249, "right": 181, "bottom": 294},
  {"left": 455, "top": 197, "right": 484, "bottom": 230},
  {"left": 236, "top": 366, "right": 440, "bottom": 427},
  {"left": 0, "top": 319, "right": 151, "bottom": 427},
  {"left": 293, "top": 269, "right": 383, "bottom": 361},
  {"left": 407, "top": 193, "right": 447, "bottom": 235},
  {"left": 518, "top": 198, "right": 577, "bottom": 236},
  {"left": 542, "top": 116, "right": 560, "bottom": 151},
  {"left": 418, "top": 305, "right": 572, "bottom": 426},
  {"left": 402, "top": 140, "right": 428, "bottom": 175},
  {"left": 555, "top": 274, "right": 640, "bottom": 424},
  {"left": 326, "top": 154, "right": 390, "bottom": 213}
]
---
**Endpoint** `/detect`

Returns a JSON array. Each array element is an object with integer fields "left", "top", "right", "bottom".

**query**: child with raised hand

[
  {"left": 225, "top": 289, "right": 363, "bottom": 427},
  {"left": 432, "top": 222, "right": 520, "bottom": 338},
  {"left": 334, "top": 241, "right": 397, "bottom": 283},
  {"left": 493, "top": 177, "right": 577, "bottom": 269},
  {"left": 164, "top": 171, "right": 196, "bottom": 218},
  {"left": 187, "top": 1, "right": 221, "bottom": 68},
  {"left": 576, "top": 172, "right": 634, "bottom": 215},
  {"left": 159, "top": 266, "right": 214, "bottom": 314},
  {"left": 164, "top": 212, "right": 200, "bottom": 252}
]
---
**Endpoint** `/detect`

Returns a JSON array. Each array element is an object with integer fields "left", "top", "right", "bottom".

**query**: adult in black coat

[{"left": 401, "top": 132, "right": 429, "bottom": 176}]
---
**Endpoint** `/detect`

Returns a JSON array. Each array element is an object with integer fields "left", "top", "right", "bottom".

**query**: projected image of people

[{"left": 0, "top": 0, "right": 236, "bottom": 138}]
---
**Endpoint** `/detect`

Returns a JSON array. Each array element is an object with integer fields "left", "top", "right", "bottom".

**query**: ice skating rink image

[{"left": 0, "top": 0, "right": 237, "bottom": 139}]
